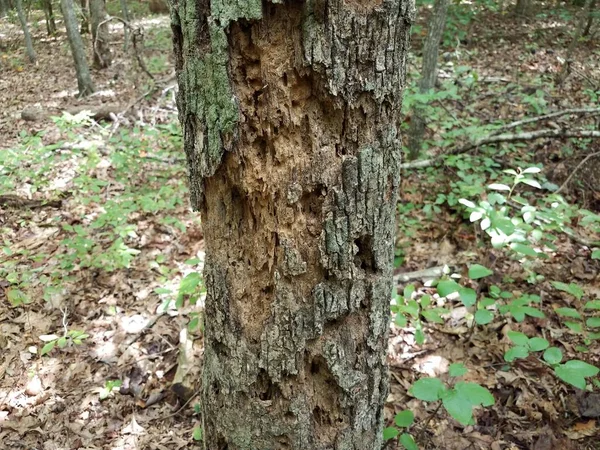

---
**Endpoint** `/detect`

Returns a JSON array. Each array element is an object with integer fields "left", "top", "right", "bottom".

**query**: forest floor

[{"left": 1, "top": 5, "right": 600, "bottom": 450}]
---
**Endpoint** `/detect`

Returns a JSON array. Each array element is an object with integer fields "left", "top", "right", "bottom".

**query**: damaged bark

[{"left": 171, "top": 1, "right": 413, "bottom": 449}]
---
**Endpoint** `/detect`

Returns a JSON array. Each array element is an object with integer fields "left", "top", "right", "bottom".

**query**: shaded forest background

[{"left": 0, "top": 0, "right": 599, "bottom": 448}]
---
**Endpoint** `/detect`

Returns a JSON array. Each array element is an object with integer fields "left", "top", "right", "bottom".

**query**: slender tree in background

[
  {"left": 119, "top": 0, "right": 130, "bottom": 50},
  {"left": 557, "top": 0, "right": 595, "bottom": 84},
  {"left": 582, "top": 0, "right": 597, "bottom": 36},
  {"left": 89, "top": 0, "right": 111, "bottom": 68},
  {"left": 61, "top": 0, "right": 94, "bottom": 96},
  {"left": 515, "top": 0, "right": 531, "bottom": 16},
  {"left": 42, "top": 0, "right": 57, "bottom": 35},
  {"left": 171, "top": 1, "right": 413, "bottom": 448},
  {"left": 0, "top": 0, "right": 9, "bottom": 18},
  {"left": 15, "top": 0, "right": 36, "bottom": 63},
  {"left": 407, "top": 0, "right": 450, "bottom": 160},
  {"left": 79, "top": 0, "right": 89, "bottom": 33}
]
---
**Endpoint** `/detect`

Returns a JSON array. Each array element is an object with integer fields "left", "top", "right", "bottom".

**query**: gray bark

[
  {"left": 15, "top": 0, "right": 36, "bottom": 63},
  {"left": 171, "top": 0, "right": 414, "bottom": 449},
  {"left": 119, "top": 0, "right": 130, "bottom": 49},
  {"left": 90, "top": 0, "right": 111, "bottom": 68},
  {"left": 60, "top": 0, "right": 94, "bottom": 96},
  {"left": 42, "top": 0, "right": 57, "bottom": 35},
  {"left": 407, "top": 0, "right": 449, "bottom": 160},
  {"left": 583, "top": 0, "right": 596, "bottom": 36}
]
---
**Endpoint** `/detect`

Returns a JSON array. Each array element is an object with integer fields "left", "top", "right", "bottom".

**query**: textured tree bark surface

[
  {"left": 171, "top": 1, "right": 413, "bottom": 449},
  {"left": 42, "top": 0, "right": 57, "bottom": 35},
  {"left": 90, "top": 0, "right": 112, "bottom": 68},
  {"left": 407, "top": 0, "right": 449, "bottom": 160},
  {"left": 61, "top": 0, "right": 94, "bottom": 96}
]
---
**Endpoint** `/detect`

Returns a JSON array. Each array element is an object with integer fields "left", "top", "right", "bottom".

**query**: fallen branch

[
  {"left": 401, "top": 128, "right": 600, "bottom": 169},
  {"left": 490, "top": 107, "right": 600, "bottom": 135},
  {"left": 555, "top": 151, "right": 600, "bottom": 194}
]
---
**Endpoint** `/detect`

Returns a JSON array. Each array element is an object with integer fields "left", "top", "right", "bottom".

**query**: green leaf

[
  {"left": 410, "top": 378, "right": 445, "bottom": 402},
  {"left": 507, "top": 331, "right": 529, "bottom": 346},
  {"left": 404, "top": 284, "right": 416, "bottom": 300},
  {"left": 454, "top": 382, "right": 495, "bottom": 407},
  {"left": 421, "top": 309, "right": 445, "bottom": 324},
  {"left": 564, "top": 321, "right": 584, "bottom": 333},
  {"left": 475, "top": 309, "right": 494, "bottom": 325},
  {"left": 584, "top": 300, "right": 600, "bottom": 310},
  {"left": 586, "top": 317, "right": 600, "bottom": 328},
  {"left": 543, "top": 347, "right": 563, "bottom": 365},
  {"left": 399, "top": 433, "right": 418, "bottom": 450},
  {"left": 442, "top": 389, "right": 473, "bottom": 425},
  {"left": 192, "top": 426, "right": 203, "bottom": 441},
  {"left": 468, "top": 264, "right": 493, "bottom": 280},
  {"left": 383, "top": 427, "right": 399, "bottom": 440},
  {"left": 509, "top": 242, "right": 539, "bottom": 257},
  {"left": 488, "top": 183, "right": 511, "bottom": 191},
  {"left": 449, "top": 363, "right": 468, "bottom": 377},
  {"left": 437, "top": 280, "right": 460, "bottom": 298},
  {"left": 458, "top": 287, "right": 477, "bottom": 307},
  {"left": 519, "top": 178, "right": 541, "bottom": 189},
  {"left": 550, "top": 281, "right": 584, "bottom": 300},
  {"left": 179, "top": 272, "right": 202, "bottom": 295},
  {"left": 554, "top": 360, "right": 599, "bottom": 390},
  {"left": 555, "top": 307, "right": 581, "bottom": 319},
  {"left": 395, "top": 313, "right": 408, "bottom": 327},
  {"left": 592, "top": 249, "right": 600, "bottom": 260},
  {"left": 394, "top": 410, "right": 415, "bottom": 428},
  {"left": 521, "top": 167, "right": 541, "bottom": 174},
  {"left": 528, "top": 337, "right": 549, "bottom": 352},
  {"left": 504, "top": 345, "right": 529, "bottom": 362},
  {"left": 185, "top": 258, "right": 201, "bottom": 265},
  {"left": 41, "top": 340, "right": 56, "bottom": 356}
]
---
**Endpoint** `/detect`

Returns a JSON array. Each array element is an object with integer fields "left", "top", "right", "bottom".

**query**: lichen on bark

[{"left": 171, "top": 0, "right": 414, "bottom": 449}]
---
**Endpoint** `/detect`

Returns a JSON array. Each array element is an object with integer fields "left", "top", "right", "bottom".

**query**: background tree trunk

[
  {"left": 60, "top": 0, "right": 94, "bottom": 96},
  {"left": 515, "top": 0, "right": 531, "bottom": 16},
  {"left": 79, "top": 0, "right": 89, "bottom": 33},
  {"left": 0, "top": 0, "right": 9, "bottom": 18},
  {"left": 15, "top": 0, "right": 36, "bottom": 63},
  {"left": 42, "top": 0, "right": 57, "bottom": 35},
  {"left": 557, "top": 0, "right": 594, "bottom": 83},
  {"left": 89, "top": 0, "right": 111, "bottom": 68},
  {"left": 407, "top": 0, "right": 450, "bottom": 160},
  {"left": 119, "top": 0, "right": 130, "bottom": 49},
  {"left": 171, "top": 1, "right": 413, "bottom": 449},
  {"left": 582, "top": 0, "right": 597, "bottom": 36}
]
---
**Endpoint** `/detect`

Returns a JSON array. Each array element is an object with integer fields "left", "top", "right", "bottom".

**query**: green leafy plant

[
  {"left": 40, "top": 329, "right": 89, "bottom": 355},
  {"left": 409, "top": 364, "right": 495, "bottom": 426},
  {"left": 383, "top": 409, "right": 418, "bottom": 449},
  {"left": 99, "top": 379, "right": 123, "bottom": 400}
]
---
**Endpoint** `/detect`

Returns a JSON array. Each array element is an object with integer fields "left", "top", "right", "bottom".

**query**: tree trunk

[
  {"left": 171, "top": 1, "right": 413, "bottom": 449},
  {"left": 15, "top": 0, "right": 36, "bottom": 63},
  {"left": 60, "top": 0, "right": 94, "bottom": 96},
  {"left": 582, "top": 0, "right": 597, "bottom": 36},
  {"left": 557, "top": 0, "right": 594, "bottom": 84},
  {"left": 119, "top": 0, "right": 130, "bottom": 50},
  {"left": 42, "top": 0, "right": 57, "bottom": 35},
  {"left": 89, "top": 0, "right": 111, "bottom": 68},
  {"left": 407, "top": 0, "right": 450, "bottom": 160},
  {"left": 0, "top": 0, "right": 9, "bottom": 18},
  {"left": 515, "top": 0, "right": 531, "bottom": 16},
  {"left": 79, "top": 0, "right": 89, "bottom": 33}
]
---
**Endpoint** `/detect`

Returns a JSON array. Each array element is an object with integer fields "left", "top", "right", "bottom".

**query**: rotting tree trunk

[
  {"left": 407, "top": 0, "right": 450, "bottom": 160},
  {"left": 171, "top": 1, "right": 414, "bottom": 449},
  {"left": 42, "top": 0, "right": 57, "bottom": 35},
  {"left": 61, "top": 0, "right": 94, "bottom": 96},
  {"left": 90, "top": 0, "right": 111, "bottom": 68},
  {"left": 15, "top": 0, "right": 36, "bottom": 63}
]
